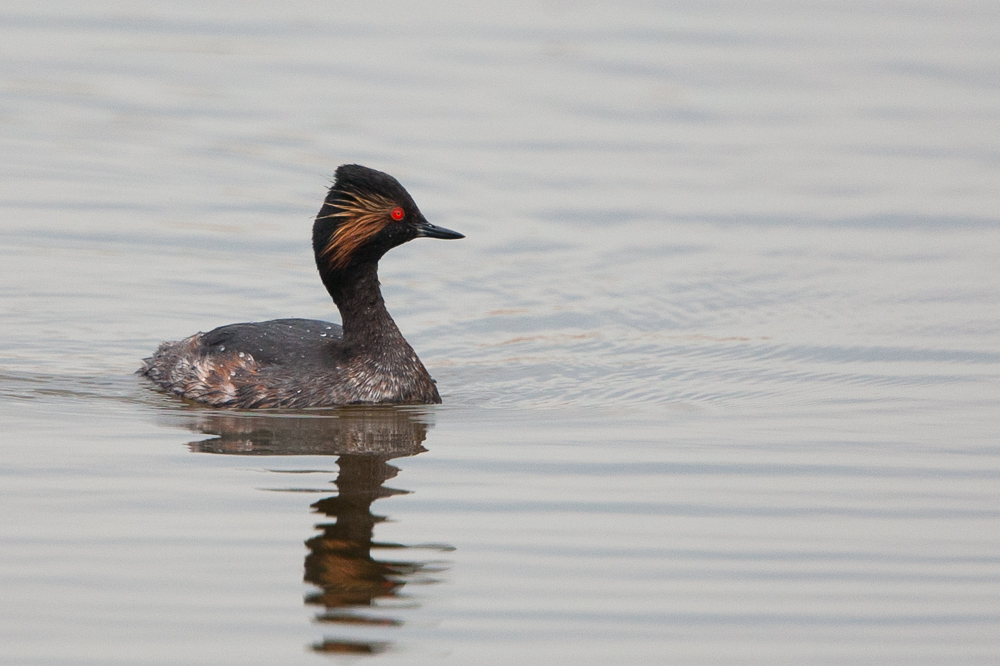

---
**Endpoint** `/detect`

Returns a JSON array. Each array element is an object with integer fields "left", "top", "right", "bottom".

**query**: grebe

[{"left": 140, "top": 164, "right": 463, "bottom": 408}]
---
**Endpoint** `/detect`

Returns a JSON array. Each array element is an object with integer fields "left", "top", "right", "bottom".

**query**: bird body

[{"left": 140, "top": 165, "right": 463, "bottom": 408}]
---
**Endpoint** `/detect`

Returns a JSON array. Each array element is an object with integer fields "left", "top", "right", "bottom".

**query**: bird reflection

[{"left": 167, "top": 407, "right": 449, "bottom": 655}]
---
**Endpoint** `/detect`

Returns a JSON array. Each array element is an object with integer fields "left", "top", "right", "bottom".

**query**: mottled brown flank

[
  {"left": 139, "top": 333, "right": 262, "bottom": 407},
  {"left": 318, "top": 190, "right": 398, "bottom": 269}
]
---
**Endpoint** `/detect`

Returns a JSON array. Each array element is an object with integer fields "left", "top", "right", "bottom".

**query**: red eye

[{"left": 390, "top": 207, "right": 405, "bottom": 221}]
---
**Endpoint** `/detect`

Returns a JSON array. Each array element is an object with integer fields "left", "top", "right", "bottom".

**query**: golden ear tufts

[{"left": 318, "top": 190, "right": 397, "bottom": 269}]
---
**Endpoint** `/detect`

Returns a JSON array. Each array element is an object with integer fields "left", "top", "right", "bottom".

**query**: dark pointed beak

[{"left": 415, "top": 220, "right": 464, "bottom": 240}]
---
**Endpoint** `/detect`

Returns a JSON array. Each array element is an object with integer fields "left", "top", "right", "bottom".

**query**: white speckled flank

[{"left": 140, "top": 333, "right": 260, "bottom": 406}]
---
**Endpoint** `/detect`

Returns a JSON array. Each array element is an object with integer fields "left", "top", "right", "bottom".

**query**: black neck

[{"left": 321, "top": 261, "right": 404, "bottom": 348}]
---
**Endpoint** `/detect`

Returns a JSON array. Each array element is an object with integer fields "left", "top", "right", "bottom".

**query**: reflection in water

[{"left": 169, "top": 407, "right": 450, "bottom": 655}]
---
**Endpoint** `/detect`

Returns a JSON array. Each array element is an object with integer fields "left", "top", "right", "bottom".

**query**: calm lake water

[{"left": 2, "top": 1, "right": 999, "bottom": 664}]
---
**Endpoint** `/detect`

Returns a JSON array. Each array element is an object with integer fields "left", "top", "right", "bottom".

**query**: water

[{"left": 2, "top": 1, "right": 999, "bottom": 664}]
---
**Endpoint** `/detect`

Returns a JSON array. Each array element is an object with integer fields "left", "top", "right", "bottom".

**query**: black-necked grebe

[{"left": 140, "top": 164, "right": 463, "bottom": 408}]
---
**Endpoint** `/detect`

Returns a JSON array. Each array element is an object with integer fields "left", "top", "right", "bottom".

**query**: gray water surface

[{"left": 2, "top": 2, "right": 999, "bottom": 664}]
